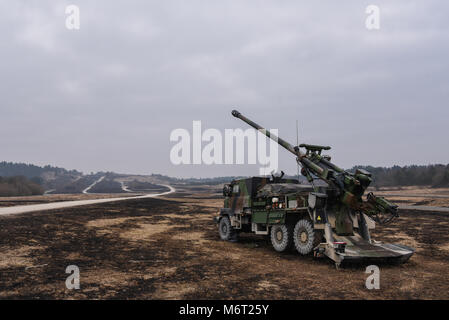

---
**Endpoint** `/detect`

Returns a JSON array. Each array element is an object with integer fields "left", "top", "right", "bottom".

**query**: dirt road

[
  {"left": 0, "top": 193, "right": 448, "bottom": 299},
  {"left": 0, "top": 185, "right": 175, "bottom": 216},
  {"left": 398, "top": 205, "right": 449, "bottom": 212},
  {"left": 82, "top": 176, "right": 105, "bottom": 194}
]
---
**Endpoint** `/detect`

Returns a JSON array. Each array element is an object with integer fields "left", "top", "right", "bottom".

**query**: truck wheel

[
  {"left": 293, "top": 219, "right": 320, "bottom": 255},
  {"left": 270, "top": 224, "right": 293, "bottom": 252},
  {"left": 218, "top": 216, "right": 237, "bottom": 241}
]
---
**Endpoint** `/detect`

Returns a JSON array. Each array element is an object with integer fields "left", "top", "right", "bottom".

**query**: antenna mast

[{"left": 296, "top": 120, "right": 300, "bottom": 181}]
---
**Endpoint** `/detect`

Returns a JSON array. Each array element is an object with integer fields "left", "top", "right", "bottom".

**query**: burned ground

[{"left": 0, "top": 195, "right": 448, "bottom": 299}]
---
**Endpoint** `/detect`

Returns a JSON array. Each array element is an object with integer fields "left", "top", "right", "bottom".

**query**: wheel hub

[
  {"left": 276, "top": 230, "right": 283, "bottom": 242},
  {"left": 300, "top": 231, "right": 308, "bottom": 243}
]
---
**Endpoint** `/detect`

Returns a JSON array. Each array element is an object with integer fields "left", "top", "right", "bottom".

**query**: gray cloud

[{"left": 1, "top": 0, "right": 448, "bottom": 177}]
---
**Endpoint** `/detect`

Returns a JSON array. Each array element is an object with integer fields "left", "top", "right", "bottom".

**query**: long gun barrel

[
  {"left": 232, "top": 110, "right": 299, "bottom": 156},
  {"left": 232, "top": 109, "right": 325, "bottom": 177},
  {"left": 231, "top": 109, "right": 399, "bottom": 224}
]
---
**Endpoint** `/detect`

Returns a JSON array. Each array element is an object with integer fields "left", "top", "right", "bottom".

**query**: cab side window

[{"left": 232, "top": 185, "right": 240, "bottom": 195}]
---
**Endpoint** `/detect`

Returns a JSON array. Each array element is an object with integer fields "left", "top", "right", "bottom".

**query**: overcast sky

[{"left": 1, "top": 1, "right": 448, "bottom": 178}]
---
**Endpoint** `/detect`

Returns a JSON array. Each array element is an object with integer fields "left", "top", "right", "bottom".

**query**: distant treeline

[
  {"left": 127, "top": 180, "right": 170, "bottom": 191},
  {"left": 351, "top": 164, "right": 449, "bottom": 188},
  {"left": 153, "top": 165, "right": 449, "bottom": 188},
  {"left": 150, "top": 174, "right": 247, "bottom": 185},
  {"left": 1, "top": 162, "right": 448, "bottom": 195},
  {"left": 0, "top": 176, "right": 44, "bottom": 197},
  {"left": 0, "top": 161, "right": 81, "bottom": 180}
]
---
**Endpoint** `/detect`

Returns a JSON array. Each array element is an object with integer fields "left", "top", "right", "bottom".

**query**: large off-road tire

[
  {"left": 293, "top": 219, "right": 322, "bottom": 255},
  {"left": 218, "top": 216, "right": 238, "bottom": 242},
  {"left": 270, "top": 224, "right": 293, "bottom": 252}
]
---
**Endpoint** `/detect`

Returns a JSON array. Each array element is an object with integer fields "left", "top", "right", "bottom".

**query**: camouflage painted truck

[{"left": 214, "top": 110, "right": 414, "bottom": 268}]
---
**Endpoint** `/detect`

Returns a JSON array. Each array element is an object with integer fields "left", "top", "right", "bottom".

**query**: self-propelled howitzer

[
  {"left": 231, "top": 109, "right": 398, "bottom": 225},
  {"left": 214, "top": 110, "right": 414, "bottom": 268}
]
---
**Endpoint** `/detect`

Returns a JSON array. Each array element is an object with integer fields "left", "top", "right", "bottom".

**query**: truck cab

[{"left": 216, "top": 176, "right": 326, "bottom": 253}]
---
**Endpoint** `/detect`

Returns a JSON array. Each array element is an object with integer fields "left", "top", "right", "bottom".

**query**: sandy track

[
  {"left": 398, "top": 205, "right": 449, "bottom": 212},
  {"left": 82, "top": 176, "right": 105, "bottom": 194},
  {"left": 0, "top": 185, "right": 175, "bottom": 216}
]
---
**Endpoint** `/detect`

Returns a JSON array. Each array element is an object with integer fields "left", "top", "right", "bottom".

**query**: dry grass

[
  {"left": 0, "top": 245, "right": 45, "bottom": 268},
  {"left": 0, "top": 192, "right": 448, "bottom": 299}
]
